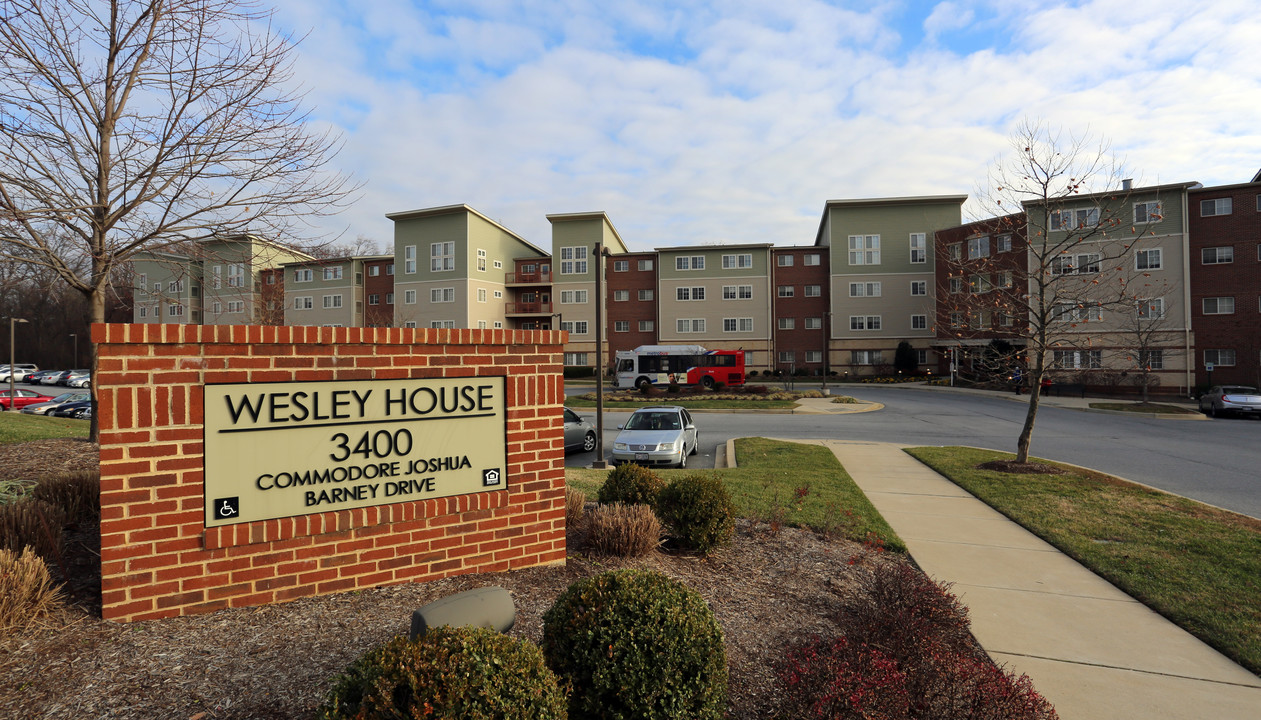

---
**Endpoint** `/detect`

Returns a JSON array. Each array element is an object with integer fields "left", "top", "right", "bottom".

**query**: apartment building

[
  {"left": 1188, "top": 179, "right": 1261, "bottom": 386},
  {"left": 548, "top": 212, "right": 629, "bottom": 365},
  {"left": 770, "top": 246, "right": 830, "bottom": 372},
  {"left": 815, "top": 195, "right": 967, "bottom": 375},
  {"left": 132, "top": 236, "right": 313, "bottom": 325},
  {"left": 606, "top": 252, "right": 660, "bottom": 364},
  {"left": 282, "top": 255, "right": 391, "bottom": 327}
]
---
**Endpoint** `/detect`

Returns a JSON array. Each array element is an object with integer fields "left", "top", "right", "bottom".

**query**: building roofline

[
  {"left": 653, "top": 243, "right": 775, "bottom": 252},
  {"left": 278, "top": 254, "right": 393, "bottom": 267},
  {"left": 1190, "top": 179, "right": 1261, "bottom": 194},
  {"left": 546, "top": 211, "right": 629, "bottom": 254},
  {"left": 1018, "top": 181, "right": 1200, "bottom": 207},
  {"left": 814, "top": 194, "right": 969, "bottom": 245},
  {"left": 386, "top": 203, "right": 548, "bottom": 257}
]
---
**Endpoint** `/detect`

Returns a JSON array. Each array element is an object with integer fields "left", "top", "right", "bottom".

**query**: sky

[{"left": 267, "top": 0, "right": 1261, "bottom": 253}]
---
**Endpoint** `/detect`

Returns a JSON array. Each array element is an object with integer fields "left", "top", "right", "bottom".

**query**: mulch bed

[
  {"left": 977, "top": 459, "right": 1066, "bottom": 475},
  {"left": 1, "top": 438, "right": 883, "bottom": 719}
]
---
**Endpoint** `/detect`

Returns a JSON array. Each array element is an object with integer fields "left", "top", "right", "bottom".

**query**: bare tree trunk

[{"left": 1016, "top": 383, "right": 1040, "bottom": 463}]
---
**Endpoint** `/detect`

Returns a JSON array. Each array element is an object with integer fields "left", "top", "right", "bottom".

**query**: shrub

[
  {"left": 838, "top": 557, "right": 974, "bottom": 658},
  {"left": 565, "top": 486, "right": 586, "bottom": 526},
  {"left": 563, "top": 366, "right": 595, "bottom": 378},
  {"left": 655, "top": 474, "right": 735, "bottom": 555},
  {"left": 588, "top": 503, "right": 661, "bottom": 557},
  {"left": 0, "top": 546, "right": 64, "bottom": 635},
  {"left": 597, "top": 463, "right": 665, "bottom": 506},
  {"left": 319, "top": 626, "right": 567, "bottom": 720},
  {"left": 542, "top": 569, "right": 727, "bottom": 720},
  {"left": 0, "top": 499, "right": 67, "bottom": 558},
  {"left": 32, "top": 471, "right": 100, "bottom": 523}
]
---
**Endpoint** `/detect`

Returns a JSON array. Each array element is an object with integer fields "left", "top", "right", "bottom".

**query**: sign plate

[{"left": 203, "top": 377, "right": 507, "bottom": 527}]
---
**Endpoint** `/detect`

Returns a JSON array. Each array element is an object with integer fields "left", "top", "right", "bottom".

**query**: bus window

[{"left": 617, "top": 359, "right": 635, "bottom": 373}]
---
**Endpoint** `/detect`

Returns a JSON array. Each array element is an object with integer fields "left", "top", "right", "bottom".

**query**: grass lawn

[
  {"left": 566, "top": 396, "right": 797, "bottom": 409},
  {"left": 1088, "top": 402, "right": 1200, "bottom": 415},
  {"left": 566, "top": 437, "right": 905, "bottom": 552},
  {"left": 0, "top": 410, "right": 89, "bottom": 444},
  {"left": 905, "top": 445, "right": 1261, "bottom": 675}
]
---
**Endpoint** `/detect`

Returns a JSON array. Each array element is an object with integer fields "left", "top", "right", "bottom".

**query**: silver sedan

[
  {"left": 611, "top": 406, "right": 699, "bottom": 469},
  {"left": 1198, "top": 385, "right": 1261, "bottom": 418}
]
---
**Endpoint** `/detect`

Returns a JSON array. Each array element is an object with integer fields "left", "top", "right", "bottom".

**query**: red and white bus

[{"left": 614, "top": 345, "right": 746, "bottom": 390}]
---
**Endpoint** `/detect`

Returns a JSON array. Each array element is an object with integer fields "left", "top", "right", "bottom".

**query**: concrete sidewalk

[{"left": 778, "top": 439, "right": 1261, "bottom": 719}]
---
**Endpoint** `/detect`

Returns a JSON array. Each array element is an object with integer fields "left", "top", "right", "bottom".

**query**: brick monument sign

[{"left": 92, "top": 324, "right": 567, "bottom": 622}]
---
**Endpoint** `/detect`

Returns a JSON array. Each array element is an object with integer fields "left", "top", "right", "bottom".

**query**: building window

[
  {"left": 293, "top": 268, "right": 311, "bottom": 283},
  {"left": 911, "top": 315, "right": 927, "bottom": 330},
  {"left": 431, "top": 287, "right": 455, "bottom": 303},
  {"left": 1139, "top": 350, "right": 1164, "bottom": 370},
  {"left": 996, "top": 234, "right": 1012, "bottom": 253},
  {"left": 999, "top": 313, "right": 1014, "bottom": 326},
  {"left": 995, "top": 271, "right": 1013, "bottom": 288},
  {"left": 266, "top": 274, "right": 275, "bottom": 285},
  {"left": 404, "top": 290, "right": 417, "bottom": 304},
  {"left": 296, "top": 296, "right": 313, "bottom": 310},
  {"left": 805, "top": 351, "right": 823, "bottom": 363},
  {"left": 323, "top": 266, "right": 343, "bottom": 281},
  {"left": 169, "top": 304, "right": 185, "bottom": 316},
  {"left": 851, "top": 350, "right": 881, "bottom": 365},
  {"left": 368, "top": 294, "right": 379, "bottom": 305},
  {"left": 910, "top": 281, "right": 927, "bottom": 296},
  {"left": 675, "top": 255, "right": 704, "bottom": 270},
  {"left": 639, "top": 320, "right": 654, "bottom": 332},
  {"left": 949, "top": 277, "right": 963, "bottom": 294},
  {"left": 776, "top": 351, "right": 794, "bottom": 364},
  {"left": 1053, "top": 304, "right": 1102, "bottom": 322},
  {"left": 614, "top": 260, "right": 629, "bottom": 272},
  {"left": 1051, "top": 253, "right": 1101, "bottom": 275},
  {"left": 227, "top": 300, "right": 245, "bottom": 313},
  {"left": 227, "top": 264, "right": 245, "bottom": 287},
  {"left": 676, "top": 287, "right": 705, "bottom": 301},
  {"left": 560, "top": 246, "right": 589, "bottom": 274},
  {"left": 849, "top": 282, "right": 880, "bottom": 297},
  {"left": 910, "top": 233, "right": 927, "bottom": 263},
  {"left": 778, "top": 285, "right": 794, "bottom": 298},
  {"left": 805, "top": 284, "right": 821, "bottom": 297},
  {"left": 1203, "top": 297, "right": 1234, "bottom": 314},
  {"left": 969, "top": 274, "right": 993, "bottom": 294},
  {"left": 563, "top": 352, "right": 589, "bottom": 366},
  {"left": 368, "top": 266, "right": 379, "bottom": 277},
  {"left": 138, "top": 306, "right": 147, "bottom": 318},
  {"left": 916, "top": 349, "right": 928, "bottom": 364},
  {"left": 1136, "top": 248, "right": 1162, "bottom": 270},
  {"left": 429, "top": 320, "right": 455, "bottom": 329},
  {"left": 805, "top": 317, "right": 822, "bottom": 329},
  {"left": 403, "top": 321, "right": 417, "bottom": 328},
  {"left": 720, "top": 285, "right": 752, "bottom": 300},
  {"left": 1202, "top": 246, "right": 1233, "bottom": 264},
  {"left": 848, "top": 235, "right": 880, "bottom": 265},
  {"left": 614, "top": 320, "right": 629, "bottom": 332},
  {"left": 493, "top": 290, "right": 502, "bottom": 298},
  {"left": 638, "top": 289, "right": 654, "bottom": 301},
  {"left": 137, "top": 273, "right": 147, "bottom": 290},
  {"left": 723, "top": 253, "right": 753, "bottom": 269},
  {"left": 969, "top": 311, "right": 991, "bottom": 329},
  {"left": 949, "top": 312, "right": 964, "bottom": 328},
  {"left": 560, "top": 290, "right": 589, "bottom": 304},
  {"left": 430, "top": 242, "right": 455, "bottom": 272},
  {"left": 638, "top": 259, "right": 654, "bottom": 271},
  {"left": 386, "top": 264, "right": 394, "bottom": 275},
  {"left": 1204, "top": 349, "right": 1235, "bottom": 367},
  {"left": 1050, "top": 207, "right": 1099, "bottom": 230},
  {"left": 968, "top": 236, "right": 989, "bottom": 259},
  {"left": 560, "top": 321, "right": 589, "bottom": 335},
  {"left": 1053, "top": 350, "right": 1102, "bottom": 369},
  {"left": 1200, "top": 198, "right": 1232, "bottom": 216},
  {"left": 476, "top": 249, "right": 486, "bottom": 272},
  {"left": 613, "top": 289, "right": 629, "bottom": 301},
  {"left": 1137, "top": 298, "right": 1164, "bottom": 319},
  {"left": 1134, "top": 201, "right": 1162, "bottom": 223},
  {"left": 850, "top": 315, "right": 881, "bottom": 330},
  {"left": 676, "top": 318, "right": 705, "bottom": 333},
  {"left": 212, "top": 301, "right": 222, "bottom": 314},
  {"left": 477, "top": 288, "right": 487, "bottom": 302},
  {"left": 948, "top": 244, "right": 961, "bottom": 261},
  {"left": 405, "top": 245, "right": 416, "bottom": 274},
  {"left": 778, "top": 317, "right": 795, "bottom": 330},
  {"left": 493, "top": 320, "right": 502, "bottom": 328},
  {"left": 777, "top": 255, "right": 793, "bottom": 267},
  {"left": 724, "top": 318, "right": 754, "bottom": 332},
  {"left": 804, "top": 254, "right": 820, "bottom": 266},
  {"left": 385, "top": 293, "right": 394, "bottom": 304}
]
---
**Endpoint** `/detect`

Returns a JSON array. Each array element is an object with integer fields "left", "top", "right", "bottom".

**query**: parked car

[
  {"left": 60, "top": 370, "right": 90, "bottom": 386},
  {"left": 39, "top": 370, "right": 72, "bottom": 385},
  {"left": 0, "top": 388, "right": 54, "bottom": 411},
  {"left": 68, "top": 374, "right": 91, "bottom": 388},
  {"left": 563, "top": 407, "right": 597, "bottom": 454},
  {"left": 25, "top": 370, "right": 62, "bottom": 385},
  {"left": 1198, "top": 385, "right": 1261, "bottom": 418},
  {"left": 21, "top": 392, "right": 91, "bottom": 415},
  {"left": 611, "top": 406, "right": 699, "bottom": 468},
  {"left": 0, "top": 363, "right": 39, "bottom": 382},
  {"left": 48, "top": 400, "right": 92, "bottom": 418}
]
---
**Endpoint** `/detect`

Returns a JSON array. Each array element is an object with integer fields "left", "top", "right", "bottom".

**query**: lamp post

[
  {"left": 70, "top": 333, "right": 77, "bottom": 368},
  {"left": 7, "top": 318, "right": 28, "bottom": 411},
  {"left": 591, "top": 242, "right": 610, "bottom": 469}
]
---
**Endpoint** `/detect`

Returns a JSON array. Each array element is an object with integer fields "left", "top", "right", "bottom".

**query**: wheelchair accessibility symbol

[{"left": 213, "top": 497, "right": 240, "bottom": 521}]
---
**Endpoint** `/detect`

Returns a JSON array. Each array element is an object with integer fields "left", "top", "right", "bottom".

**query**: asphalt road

[{"left": 566, "top": 384, "right": 1261, "bottom": 520}]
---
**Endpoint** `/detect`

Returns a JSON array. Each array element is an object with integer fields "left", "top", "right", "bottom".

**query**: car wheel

[
  {"left": 677, "top": 450, "right": 687, "bottom": 469},
  {"left": 689, "top": 433, "right": 698, "bottom": 456},
  {"left": 582, "top": 431, "right": 596, "bottom": 453},
  {"left": 701, "top": 376, "right": 715, "bottom": 390}
]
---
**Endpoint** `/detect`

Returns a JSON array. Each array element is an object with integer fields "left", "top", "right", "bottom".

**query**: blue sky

[{"left": 269, "top": 0, "right": 1261, "bottom": 252}]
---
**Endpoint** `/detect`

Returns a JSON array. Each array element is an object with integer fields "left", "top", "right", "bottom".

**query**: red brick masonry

[{"left": 91, "top": 324, "right": 567, "bottom": 622}]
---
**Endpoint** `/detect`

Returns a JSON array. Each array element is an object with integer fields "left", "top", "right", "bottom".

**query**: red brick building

[
  {"left": 606, "top": 252, "right": 660, "bottom": 364},
  {"left": 1188, "top": 179, "right": 1261, "bottom": 387},
  {"left": 363, "top": 257, "right": 394, "bottom": 327},
  {"left": 770, "top": 247, "right": 830, "bottom": 374}
]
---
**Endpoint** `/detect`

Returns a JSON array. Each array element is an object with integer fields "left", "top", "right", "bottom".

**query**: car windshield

[{"left": 625, "top": 412, "right": 681, "bottom": 431}]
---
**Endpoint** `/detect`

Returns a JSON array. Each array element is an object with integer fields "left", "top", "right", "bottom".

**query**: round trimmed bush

[
  {"left": 542, "top": 569, "right": 728, "bottom": 720},
  {"left": 319, "top": 626, "right": 567, "bottom": 720},
  {"left": 598, "top": 463, "right": 665, "bottom": 506},
  {"left": 655, "top": 474, "right": 735, "bottom": 554}
]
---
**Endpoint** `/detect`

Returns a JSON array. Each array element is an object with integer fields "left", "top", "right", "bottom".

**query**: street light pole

[
  {"left": 70, "top": 333, "right": 77, "bottom": 368},
  {"left": 591, "top": 242, "right": 609, "bottom": 469},
  {"left": 7, "top": 317, "right": 28, "bottom": 411}
]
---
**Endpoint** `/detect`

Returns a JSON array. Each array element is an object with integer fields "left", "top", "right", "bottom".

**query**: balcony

[
  {"left": 505, "top": 271, "right": 552, "bottom": 285},
  {"left": 505, "top": 301, "right": 554, "bottom": 315}
]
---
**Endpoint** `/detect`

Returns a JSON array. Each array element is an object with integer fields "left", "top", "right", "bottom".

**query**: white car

[
  {"left": 0, "top": 364, "right": 39, "bottom": 382},
  {"left": 611, "top": 406, "right": 699, "bottom": 469}
]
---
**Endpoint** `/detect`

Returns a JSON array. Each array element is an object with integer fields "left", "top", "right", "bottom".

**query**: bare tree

[
  {"left": 1118, "top": 287, "right": 1183, "bottom": 405},
  {"left": 0, "top": 0, "right": 356, "bottom": 438},
  {"left": 957, "top": 120, "right": 1163, "bottom": 463}
]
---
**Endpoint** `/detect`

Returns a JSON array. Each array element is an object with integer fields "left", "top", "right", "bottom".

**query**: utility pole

[
  {"left": 7, "top": 318, "right": 29, "bottom": 410},
  {"left": 591, "top": 242, "right": 609, "bottom": 469}
]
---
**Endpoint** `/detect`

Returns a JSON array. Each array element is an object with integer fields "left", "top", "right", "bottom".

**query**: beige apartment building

[
  {"left": 548, "top": 212, "right": 629, "bottom": 365},
  {"left": 281, "top": 255, "right": 391, "bottom": 327}
]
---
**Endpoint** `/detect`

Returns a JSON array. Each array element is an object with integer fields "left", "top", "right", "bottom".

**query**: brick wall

[{"left": 91, "top": 323, "right": 567, "bottom": 622}]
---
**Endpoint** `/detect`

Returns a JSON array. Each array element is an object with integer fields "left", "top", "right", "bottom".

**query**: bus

[{"left": 614, "top": 345, "right": 745, "bottom": 390}]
